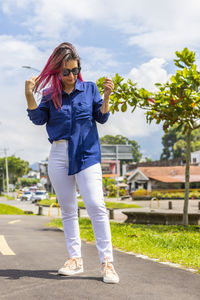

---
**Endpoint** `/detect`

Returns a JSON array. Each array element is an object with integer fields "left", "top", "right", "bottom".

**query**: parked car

[
  {"left": 32, "top": 190, "right": 48, "bottom": 203},
  {"left": 29, "top": 186, "right": 38, "bottom": 193},
  {"left": 21, "top": 191, "right": 33, "bottom": 201}
]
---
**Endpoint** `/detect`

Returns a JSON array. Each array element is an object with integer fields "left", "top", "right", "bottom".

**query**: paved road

[
  {"left": 1, "top": 196, "right": 200, "bottom": 224},
  {"left": 0, "top": 215, "right": 200, "bottom": 300},
  {"left": 0, "top": 197, "right": 128, "bottom": 222}
]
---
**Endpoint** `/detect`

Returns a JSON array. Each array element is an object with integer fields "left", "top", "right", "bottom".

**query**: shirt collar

[{"left": 62, "top": 78, "right": 84, "bottom": 95}]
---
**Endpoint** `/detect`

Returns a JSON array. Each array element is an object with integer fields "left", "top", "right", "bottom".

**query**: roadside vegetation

[
  {"left": 1, "top": 194, "right": 15, "bottom": 200},
  {"left": 48, "top": 217, "right": 200, "bottom": 272},
  {"left": 0, "top": 203, "right": 27, "bottom": 214},
  {"left": 39, "top": 199, "right": 140, "bottom": 209},
  {"left": 131, "top": 188, "right": 200, "bottom": 200}
]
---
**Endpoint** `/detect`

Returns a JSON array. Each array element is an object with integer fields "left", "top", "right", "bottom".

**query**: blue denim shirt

[{"left": 27, "top": 79, "right": 110, "bottom": 175}]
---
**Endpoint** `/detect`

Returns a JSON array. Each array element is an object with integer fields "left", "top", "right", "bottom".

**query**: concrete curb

[{"left": 46, "top": 222, "right": 200, "bottom": 275}]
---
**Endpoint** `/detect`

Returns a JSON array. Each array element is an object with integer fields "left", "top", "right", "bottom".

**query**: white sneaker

[
  {"left": 58, "top": 257, "right": 84, "bottom": 276},
  {"left": 101, "top": 258, "right": 119, "bottom": 284}
]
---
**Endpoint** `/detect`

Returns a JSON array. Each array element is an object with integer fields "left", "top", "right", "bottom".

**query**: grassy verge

[
  {"left": 39, "top": 199, "right": 140, "bottom": 209},
  {"left": 47, "top": 218, "right": 200, "bottom": 272},
  {"left": 1, "top": 194, "right": 15, "bottom": 200},
  {"left": 0, "top": 203, "right": 28, "bottom": 214}
]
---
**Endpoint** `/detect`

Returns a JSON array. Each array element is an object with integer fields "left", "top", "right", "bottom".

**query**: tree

[
  {"left": 102, "top": 177, "right": 116, "bottom": 195},
  {"left": 100, "top": 134, "right": 142, "bottom": 162},
  {"left": 0, "top": 156, "right": 29, "bottom": 190},
  {"left": 161, "top": 124, "right": 200, "bottom": 160},
  {"left": 97, "top": 48, "right": 200, "bottom": 225},
  {"left": 19, "top": 178, "right": 39, "bottom": 187}
]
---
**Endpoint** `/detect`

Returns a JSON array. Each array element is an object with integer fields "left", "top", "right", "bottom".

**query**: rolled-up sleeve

[
  {"left": 92, "top": 83, "right": 110, "bottom": 124},
  {"left": 27, "top": 99, "right": 49, "bottom": 125}
]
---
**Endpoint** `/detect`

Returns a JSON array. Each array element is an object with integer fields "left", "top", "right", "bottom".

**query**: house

[
  {"left": 127, "top": 165, "right": 200, "bottom": 192},
  {"left": 191, "top": 151, "right": 200, "bottom": 164}
]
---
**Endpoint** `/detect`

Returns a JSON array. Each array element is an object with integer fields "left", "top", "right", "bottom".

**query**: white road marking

[
  {"left": 8, "top": 219, "right": 21, "bottom": 224},
  {"left": 0, "top": 235, "right": 16, "bottom": 255}
]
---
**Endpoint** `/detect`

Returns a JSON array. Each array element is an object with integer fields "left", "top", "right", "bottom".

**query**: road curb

[{"left": 46, "top": 222, "right": 200, "bottom": 275}]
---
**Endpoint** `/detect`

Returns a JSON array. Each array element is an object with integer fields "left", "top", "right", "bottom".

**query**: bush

[
  {"left": 189, "top": 191, "right": 200, "bottom": 198},
  {"left": 132, "top": 189, "right": 200, "bottom": 200},
  {"left": 132, "top": 188, "right": 151, "bottom": 197},
  {"left": 107, "top": 184, "right": 127, "bottom": 197}
]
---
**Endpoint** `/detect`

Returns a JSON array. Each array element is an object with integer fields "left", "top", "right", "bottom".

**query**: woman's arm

[
  {"left": 100, "top": 78, "right": 114, "bottom": 114},
  {"left": 25, "top": 76, "right": 38, "bottom": 110},
  {"left": 25, "top": 76, "right": 49, "bottom": 125}
]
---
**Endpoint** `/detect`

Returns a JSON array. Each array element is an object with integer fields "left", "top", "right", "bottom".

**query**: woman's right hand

[{"left": 25, "top": 76, "right": 38, "bottom": 96}]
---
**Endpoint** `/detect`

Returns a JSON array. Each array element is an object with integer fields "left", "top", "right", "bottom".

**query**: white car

[
  {"left": 21, "top": 191, "right": 33, "bottom": 201},
  {"left": 32, "top": 190, "right": 48, "bottom": 203}
]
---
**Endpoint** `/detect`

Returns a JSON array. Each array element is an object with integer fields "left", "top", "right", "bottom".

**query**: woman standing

[{"left": 25, "top": 42, "right": 119, "bottom": 284}]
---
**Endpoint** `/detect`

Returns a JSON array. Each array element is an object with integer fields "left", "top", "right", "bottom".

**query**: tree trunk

[{"left": 183, "top": 129, "right": 191, "bottom": 226}]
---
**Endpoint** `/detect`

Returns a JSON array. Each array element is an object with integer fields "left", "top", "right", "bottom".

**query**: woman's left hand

[{"left": 104, "top": 78, "right": 114, "bottom": 98}]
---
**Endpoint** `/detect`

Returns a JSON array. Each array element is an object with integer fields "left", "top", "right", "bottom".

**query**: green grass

[
  {"left": 39, "top": 199, "right": 140, "bottom": 209},
  {"left": 47, "top": 218, "right": 200, "bottom": 272},
  {"left": 0, "top": 203, "right": 26, "bottom": 214},
  {"left": 1, "top": 194, "right": 15, "bottom": 200}
]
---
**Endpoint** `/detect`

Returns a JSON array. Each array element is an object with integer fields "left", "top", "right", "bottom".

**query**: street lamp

[{"left": 22, "top": 65, "right": 40, "bottom": 72}]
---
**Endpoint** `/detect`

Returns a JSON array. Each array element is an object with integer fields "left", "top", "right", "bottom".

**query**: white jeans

[{"left": 48, "top": 140, "right": 113, "bottom": 263}]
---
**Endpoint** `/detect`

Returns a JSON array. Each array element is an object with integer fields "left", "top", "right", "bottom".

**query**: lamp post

[{"left": 22, "top": 65, "right": 40, "bottom": 72}]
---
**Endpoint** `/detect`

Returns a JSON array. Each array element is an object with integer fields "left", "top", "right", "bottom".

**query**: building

[
  {"left": 191, "top": 151, "right": 200, "bottom": 164},
  {"left": 101, "top": 144, "right": 133, "bottom": 178},
  {"left": 127, "top": 165, "right": 200, "bottom": 192},
  {"left": 101, "top": 160, "right": 120, "bottom": 178},
  {"left": 38, "top": 160, "right": 52, "bottom": 192}
]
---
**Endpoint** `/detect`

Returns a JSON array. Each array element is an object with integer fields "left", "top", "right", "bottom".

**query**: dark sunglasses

[{"left": 62, "top": 67, "right": 81, "bottom": 76}]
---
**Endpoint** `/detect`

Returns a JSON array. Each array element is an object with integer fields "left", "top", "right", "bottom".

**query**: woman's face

[{"left": 60, "top": 59, "right": 79, "bottom": 88}]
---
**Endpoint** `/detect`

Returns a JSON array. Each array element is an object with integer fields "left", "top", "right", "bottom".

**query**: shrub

[
  {"left": 132, "top": 188, "right": 151, "bottom": 197},
  {"left": 107, "top": 184, "right": 127, "bottom": 197}
]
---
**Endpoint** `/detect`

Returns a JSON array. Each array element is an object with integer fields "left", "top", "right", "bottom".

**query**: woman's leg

[
  {"left": 76, "top": 163, "right": 113, "bottom": 263},
  {"left": 48, "top": 141, "right": 81, "bottom": 258}
]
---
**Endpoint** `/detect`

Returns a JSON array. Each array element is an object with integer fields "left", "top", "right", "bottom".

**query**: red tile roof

[{"left": 138, "top": 166, "right": 200, "bottom": 183}]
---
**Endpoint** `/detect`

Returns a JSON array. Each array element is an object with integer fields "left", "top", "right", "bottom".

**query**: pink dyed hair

[{"left": 34, "top": 42, "right": 83, "bottom": 108}]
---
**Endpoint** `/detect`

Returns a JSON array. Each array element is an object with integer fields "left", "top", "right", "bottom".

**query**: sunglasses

[{"left": 62, "top": 67, "right": 81, "bottom": 76}]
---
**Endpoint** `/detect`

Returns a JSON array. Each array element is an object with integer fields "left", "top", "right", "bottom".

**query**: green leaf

[
  {"left": 171, "top": 76, "right": 177, "bottom": 84},
  {"left": 139, "top": 88, "right": 150, "bottom": 99},
  {"left": 155, "top": 83, "right": 162, "bottom": 87},
  {"left": 131, "top": 106, "right": 137, "bottom": 113},
  {"left": 121, "top": 102, "right": 127, "bottom": 112},
  {"left": 182, "top": 68, "right": 187, "bottom": 78}
]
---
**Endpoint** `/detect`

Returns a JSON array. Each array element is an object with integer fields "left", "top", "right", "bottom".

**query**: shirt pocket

[{"left": 73, "top": 94, "right": 91, "bottom": 120}]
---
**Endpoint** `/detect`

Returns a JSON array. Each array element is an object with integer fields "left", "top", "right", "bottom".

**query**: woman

[{"left": 25, "top": 42, "right": 119, "bottom": 284}]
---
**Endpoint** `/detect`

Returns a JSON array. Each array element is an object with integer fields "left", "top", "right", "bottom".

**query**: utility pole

[
  {"left": 4, "top": 148, "right": 9, "bottom": 193},
  {"left": 116, "top": 145, "right": 119, "bottom": 201}
]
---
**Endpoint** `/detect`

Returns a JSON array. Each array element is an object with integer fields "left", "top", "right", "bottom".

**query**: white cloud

[
  {"left": 98, "top": 107, "right": 161, "bottom": 139},
  {"left": 1, "top": 0, "right": 200, "bottom": 163},
  {"left": 99, "top": 57, "right": 168, "bottom": 140},
  {"left": 0, "top": 35, "right": 47, "bottom": 76},
  {"left": 2, "top": 0, "right": 200, "bottom": 59},
  {"left": 0, "top": 80, "right": 50, "bottom": 164},
  {"left": 128, "top": 58, "right": 170, "bottom": 91}
]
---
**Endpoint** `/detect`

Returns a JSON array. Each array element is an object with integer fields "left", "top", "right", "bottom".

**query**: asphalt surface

[
  {"left": 0, "top": 214, "right": 200, "bottom": 300},
  {"left": 1, "top": 196, "right": 200, "bottom": 223}
]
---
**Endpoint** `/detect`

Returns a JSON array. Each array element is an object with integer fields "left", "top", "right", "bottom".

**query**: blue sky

[{"left": 1, "top": 0, "right": 200, "bottom": 163}]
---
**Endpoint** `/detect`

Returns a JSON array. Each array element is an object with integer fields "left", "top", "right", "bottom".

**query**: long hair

[{"left": 34, "top": 42, "right": 83, "bottom": 108}]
